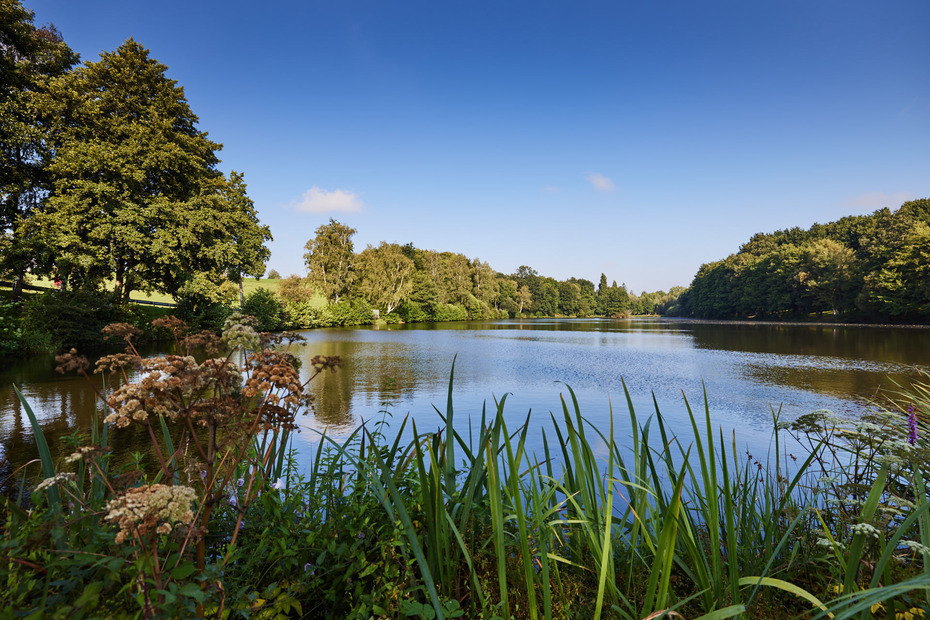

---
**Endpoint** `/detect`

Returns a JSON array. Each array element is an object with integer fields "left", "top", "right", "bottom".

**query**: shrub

[
  {"left": 278, "top": 275, "right": 315, "bottom": 304},
  {"left": 20, "top": 288, "right": 117, "bottom": 351},
  {"left": 326, "top": 299, "right": 374, "bottom": 326},
  {"left": 396, "top": 299, "right": 428, "bottom": 323},
  {"left": 281, "top": 299, "right": 326, "bottom": 329},
  {"left": 267, "top": 268, "right": 281, "bottom": 279},
  {"left": 242, "top": 287, "right": 285, "bottom": 331},
  {"left": 432, "top": 303, "right": 467, "bottom": 322}
]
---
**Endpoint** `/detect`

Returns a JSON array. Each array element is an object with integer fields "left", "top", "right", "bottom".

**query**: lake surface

[{"left": 2, "top": 318, "right": 929, "bottom": 487}]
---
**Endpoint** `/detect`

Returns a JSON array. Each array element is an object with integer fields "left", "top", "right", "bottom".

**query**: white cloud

[
  {"left": 292, "top": 186, "right": 364, "bottom": 213},
  {"left": 844, "top": 191, "right": 917, "bottom": 212},
  {"left": 585, "top": 172, "right": 614, "bottom": 193}
]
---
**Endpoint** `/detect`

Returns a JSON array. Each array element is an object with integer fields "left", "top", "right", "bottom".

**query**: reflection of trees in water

[
  {"left": 300, "top": 341, "right": 355, "bottom": 428},
  {"left": 296, "top": 338, "right": 453, "bottom": 428},
  {"left": 690, "top": 323, "right": 930, "bottom": 366},
  {"left": 0, "top": 361, "right": 168, "bottom": 498},
  {"left": 742, "top": 363, "right": 919, "bottom": 405}
]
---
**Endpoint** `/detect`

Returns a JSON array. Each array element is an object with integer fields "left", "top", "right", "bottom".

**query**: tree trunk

[{"left": 11, "top": 273, "right": 23, "bottom": 302}]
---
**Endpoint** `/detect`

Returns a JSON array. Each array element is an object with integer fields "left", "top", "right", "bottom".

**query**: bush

[
  {"left": 0, "top": 300, "right": 24, "bottom": 355},
  {"left": 113, "top": 304, "right": 172, "bottom": 341},
  {"left": 242, "top": 287, "right": 285, "bottom": 331},
  {"left": 396, "top": 299, "right": 428, "bottom": 323},
  {"left": 267, "top": 268, "right": 281, "bottom": 279},
  {"left": 281, "top": 299, "right": 325, "bottom": 329},
  {"left": 278, "top": 275, "right": 315, "bottom": 304},
  {"left": 20, "top": 288, "right": 118, "bottom": 351},
  {"left": 326, "top": 299, "right": 374, "bottom": 326},
  {"left": 432, "top": 303, "right": 467, "bottom": 322},
  {"left": 173, "top": 292, "right": 232, "bottom": 333}
]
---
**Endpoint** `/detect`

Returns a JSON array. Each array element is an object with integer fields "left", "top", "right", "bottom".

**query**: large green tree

[
  {"left": 1, "top": 0, "right": 78, "bottom": 297},
  {"left": 353, "top": 242, "right": 415, "bottom": 314},
  {"left": 303, "top": 218, "right": 356, "bottom": 303},
  {"left": 28, "top": 39, "right": 261, "bottom": 298},
  {"left": 222, "top": 171, "right": 272, "bottom": 305}
]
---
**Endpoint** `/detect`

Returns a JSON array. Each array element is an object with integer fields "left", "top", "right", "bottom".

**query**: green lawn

[{"left": 5, "top": 276, "right": 288, "bottom": 306}]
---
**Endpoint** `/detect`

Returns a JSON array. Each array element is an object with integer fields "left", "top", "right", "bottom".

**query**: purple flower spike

[{"left": 908, "top": 406, "right": 919, "bottom": 445}]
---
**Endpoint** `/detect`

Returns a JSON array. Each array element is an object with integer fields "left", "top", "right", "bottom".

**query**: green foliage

[
  {"left": 0, "top": 299, "right": 24, "bottom": 354},
  {"left": 20, "top": 288, "right": 116, "bottom": 350},
  {"left": 432, "top": 303, "right": 468, "bottom": 322},
  {"left": 683, "top": 198, "right": 930, "bottom": 322},
  {"left": 0, "top": 1, "right": 78, "bottom": 292},
  {"left": 325, "top": 298, "right": 374, "bottom": 326},
  {"left": 353, "top": 242, "right": 416, "bottom": 314},
  {"left": 23, "top": 39, "right": 270, "bottom": 300},
  {"left": 304, "top": 218, "right": 356, "bottom": 303},
  {"left": 242, "top": 287, "right": 285, "bottom": 331},
  {"left": 8, "top": 346, "right": 930, "bottom": 618},
  {"left": 173, "top": 287, "right": 232, "bottom": 333},
  {"left": 266, "top": 268, "right": 281, "bottom": 279}
]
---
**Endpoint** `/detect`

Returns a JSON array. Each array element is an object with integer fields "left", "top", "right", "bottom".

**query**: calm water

[{"left": 2, "top": 318, "right": 929, "bottom": 484}]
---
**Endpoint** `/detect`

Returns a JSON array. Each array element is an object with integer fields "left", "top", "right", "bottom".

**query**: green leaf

[
  {"left": 738, "top": 577, "right": 829, "bottom": 615},
  {"left": 695, "top": 605, "right": 747, "bottom": 620},
  {"left": 74, "top": 581, "right": 102, "bottom": 608},
  {"left": 170, "top": 562, "right": 197, "bottom": 580},
  {"left": 178, "top": 582, "right": 204, "bottom": 603},
  {"left": 13, "top": 383, "right": 60, "bottom": 513}
]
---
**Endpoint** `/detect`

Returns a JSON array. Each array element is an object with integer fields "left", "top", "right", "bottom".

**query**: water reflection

[{"left": 3, "top": 319, "right": 929, "bottom": 490}]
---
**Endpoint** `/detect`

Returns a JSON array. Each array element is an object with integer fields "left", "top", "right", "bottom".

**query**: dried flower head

[
  {"left": 152, "top": 315, "right": 189, "bottom": 338},
  {"left": 260, "top": 331, "right": 306, "bottom": 348},
  {"left": 94, "top": 352, "right": 142, "bottom": 375},
  {"left": 55, "top": 349, "right": 89, "bottom": 375},
  {"left": 104, "top": 484, "right": 197, "bottom": 543},
  {"left": 101, "top": 322, "right": 142, "bottom": 343},
  {"left": 311, "top": 355, "right": 343, "bottom": 374},
  {"left": 64, "top": 445, "right": 111, "bottom": 463},
  {"left": 35, "top": 472, "right": 76, "bottom": 493},
  {"left": 244, "top": 350, "right": 311, "bottom": 411},
  {"left": 181, "top": 330, "right": 222, "bottom": 355},
  {"left": 223, "top": 313, "right": 261, "bottom": 351}
]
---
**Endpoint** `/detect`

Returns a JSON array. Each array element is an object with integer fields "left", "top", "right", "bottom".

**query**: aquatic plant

[{"left": 3, "top": 337, "right": 930, "bottom": 618}]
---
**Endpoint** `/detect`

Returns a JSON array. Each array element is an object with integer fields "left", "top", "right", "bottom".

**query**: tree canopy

[
  {"left": 0, "top": 0, "right": 78, "bottom": 295},
  {"left": 679, "top": 198, "right": 930, "bottom": 322},
  {"left": 303, "top": 218, "right": 356, "bottom": 303},
  {"left": 295, "top": 221, "right": 678, "bottom": 322},
  {"left": 23, "top": 39, "right": 269, "bottom": 298}
]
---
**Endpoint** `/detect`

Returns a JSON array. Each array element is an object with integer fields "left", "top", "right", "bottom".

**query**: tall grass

[{"left": 6, "top": 358, "right": 930, "bottom": 617}]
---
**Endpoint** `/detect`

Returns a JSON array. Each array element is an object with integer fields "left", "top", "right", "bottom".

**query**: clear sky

[{"left": 25, "top": 0, "right": 930, "bottom": 292}]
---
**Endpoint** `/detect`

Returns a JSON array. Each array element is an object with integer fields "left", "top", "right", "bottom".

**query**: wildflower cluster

[
  {"left": 222, "top": 312, "right": 261, "bottom": 351},
  {"left": 104, "top": 484, "right": 197, "bottom": 543},
  {"left": 34, "top": 472, "right": 76, "bottom": 493}
]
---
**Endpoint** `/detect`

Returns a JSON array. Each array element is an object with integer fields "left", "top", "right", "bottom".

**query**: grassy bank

[{"left": 2, "top": 317, "right": 930, "bottom": 618}]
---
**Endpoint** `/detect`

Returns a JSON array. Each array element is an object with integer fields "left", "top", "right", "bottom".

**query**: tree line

[
  {"left": 276, "top": 218, "right": 683, "bottom": 326},
  {"left": 677, "top": 198, "right": 930, "bottom": 322},
  {"left": 1, "top": 2, "right": 271, "bottom": 305}
]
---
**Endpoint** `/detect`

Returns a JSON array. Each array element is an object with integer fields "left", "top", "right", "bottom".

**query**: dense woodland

[
  {"left": 677, "top": 198, "right": 930, "bottom": 322},
  {"left": 288, "top": 218, "right": 683, "bottom": 326}
]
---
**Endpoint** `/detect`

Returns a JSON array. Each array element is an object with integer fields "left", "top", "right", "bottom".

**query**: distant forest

[
  {"left": 291, "top": 219, "right": 685, "bottom": 324},
  {"left": 677, "top": 198, "right": 930, "bottom": 322}
]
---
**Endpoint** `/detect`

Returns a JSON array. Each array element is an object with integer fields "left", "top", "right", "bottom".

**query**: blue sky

[{"left": 26, "top": 1, "right": 929, "bottom": 292}]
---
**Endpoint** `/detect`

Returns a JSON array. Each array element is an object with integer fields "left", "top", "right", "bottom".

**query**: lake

[{"left": 2, "top": 317, "right": 928, "bottom": 487}]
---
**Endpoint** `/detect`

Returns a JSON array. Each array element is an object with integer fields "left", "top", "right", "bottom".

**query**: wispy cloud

[
  {"left": 844, "top": 191, "right": 917, "bottom": 211},
  {"left": 292, "top": 186, "right": 364, "bottom": 213},
  {"left": 585, "top": 172, "right": 614, "bottom": 193},
  {"left": 541, "top": 185, "right": 560, "bottom": 193}
]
